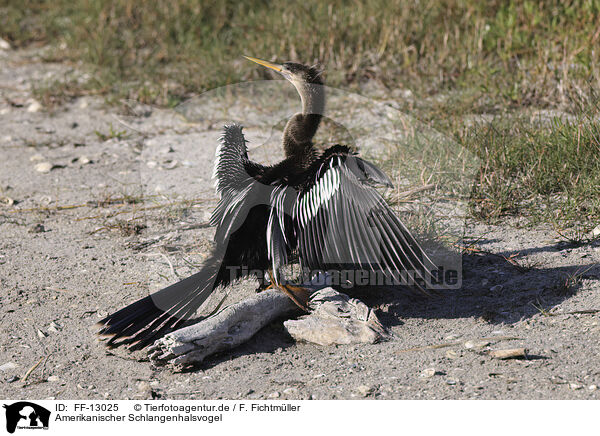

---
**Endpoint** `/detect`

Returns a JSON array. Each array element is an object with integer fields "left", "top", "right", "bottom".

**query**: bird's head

[
  {"left": 244, "top": 56, "right": 323, "bottom": 86},
  {"left": 244, "top": 56, "right": 326, "bottom": 156}
]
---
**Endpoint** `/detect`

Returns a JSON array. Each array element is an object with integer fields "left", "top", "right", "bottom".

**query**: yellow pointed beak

[{"left": 244, "top": 56, "right": 283, "bottom": 72}]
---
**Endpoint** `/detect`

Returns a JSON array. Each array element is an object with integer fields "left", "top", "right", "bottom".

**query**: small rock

[
  {"left": 420, "top": 368, "right": 436, "bottom": 378},
  {"left": 267, "top": 391, "right": 280, "bottom": 399},
  {"left": 446, "top": 378, "right": 459, "bottom": 385},
  {"left": 37, "top": 329, "right": 48, "bottom": 338},
  {"left": 0, "top": 362, "right": 18, "bottom": 371},
  {"left": 445, "top": 350, "right": 458, "bottom": 359},
  {"left": 30, "top": 154, "right": 45, "bottom": 162},
  {"left": 28, "top": 223, "right": 46, "bottom": 233},
  {"left": 283, "top": 387, "right": 298, "bottom": 396},
  {"left": 464, "top": 340, "right": 490, "bottom": 350},
  {"left": 0, "top": 38, "right": 11, "bottom": 50},
  {"left": 490, "top": 285, "right": 503, "bottom": 292},
  {"left": 162, "top": 160, "right": 179, "bottom": 170},
  {"left": 569, "top": 383, "right": 583, "bottom": 390},
  {"left": 26, "top": 99, "right": 42, "bottom": 113},
  {"left": 6, "top": 375, "right": 19, "bottom": 383},
  {"left": 47, "top": 375, "right": 60, "bottom": 382},
  {"left": 355, "top": 385, "right": 374, "bottom": 397},
  {"left": 79, "top": 155, "right": 91, "bottom": 165},
  {"left": 0, "top": 196, "right": 14, "bottom": 206},
  {"left": 35, "top": 162, "right": 53, "bottom": 173},
  {"left": 588, "top": 384, "right": 597, "bottom": 391}
]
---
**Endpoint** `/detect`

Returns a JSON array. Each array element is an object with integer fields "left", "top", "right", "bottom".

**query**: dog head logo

[{"left": 3, "top": 402, "right": 50, "bottom": 433}]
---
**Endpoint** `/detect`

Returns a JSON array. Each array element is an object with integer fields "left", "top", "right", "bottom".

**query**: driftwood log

[
  {"left": 148, "top": 286, "right": 388, "bottom": 367},
  {"left": 284, "top": 288, "right": 388, "bottom": 346}
]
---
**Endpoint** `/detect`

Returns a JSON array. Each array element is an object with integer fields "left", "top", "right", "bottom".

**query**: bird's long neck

[{"left": 283, "top": 82, "right": 325, "bottom": 161}]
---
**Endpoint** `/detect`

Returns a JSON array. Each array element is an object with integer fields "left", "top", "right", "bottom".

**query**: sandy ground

[{"left": 1, "top": 47, "right": 599, "bottom": 400}]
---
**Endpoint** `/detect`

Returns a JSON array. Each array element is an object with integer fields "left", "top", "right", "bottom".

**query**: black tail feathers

[{"left": 97, "top": 257, "right": 224, "bottom": 350}]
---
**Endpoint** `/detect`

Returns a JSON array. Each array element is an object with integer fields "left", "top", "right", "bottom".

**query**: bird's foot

[{"left": 278, "top": 283, "right": 310, "bottom": 312}]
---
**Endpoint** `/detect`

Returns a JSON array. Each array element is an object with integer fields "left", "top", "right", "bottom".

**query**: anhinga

[{"left": 97, "top": 56, "right": 437, "bottom": 350}]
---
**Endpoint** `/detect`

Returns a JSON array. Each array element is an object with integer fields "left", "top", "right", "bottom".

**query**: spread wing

[
  {"left": 211, "top": 123, "right": 272, "bottom": 243},
  {"left": 269, "top": 146, "right": 438, "bottom": 292}
]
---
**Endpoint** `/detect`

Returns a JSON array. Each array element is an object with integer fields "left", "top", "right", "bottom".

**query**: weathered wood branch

[
  {"left": 148, "top": 289, "right": 298, "bottom": 367},
  {"left": 284, "top": 288, "right": 389, "bottom": 346},
  {"left": 148, "top": 286, "right": 388, "bottom": 368}
]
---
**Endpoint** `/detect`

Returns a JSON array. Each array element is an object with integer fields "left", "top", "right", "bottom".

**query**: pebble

[
  {"left": 589, "top": 384, "right": 597, "bottom": 391},
  {"left": 0, "top": 196, "right": 14, "bottom": 206},
  {"left": 162, "top": 160, "right": 179, "bottom": 170},
  {"left": 37, "top": 329, "right": 48, "bottom": 338},
  {"left": 47, "top": 375, "right": 60, "bottom": 382},
  {"left": 464, "top": 340, "right": 490, "bottom": 350},
  {"left": 0, "top": 38, "right": 11, "bottom": 50},
  {"left": 283, "top": 387, "right": 298, "bottom": 396},
  {"left": 267, "top": 391, "right": 280, "bottom": 399},
  {"left": 30, "top": 154, "right": 45, "bottom": 162},
  {"left": 34, "top": 162, "right": 53, "bottom": 173},
  {"left": 569, "top": 383, "right": 583, "bottom": 390},
  {"left": 28, "top": 223, "right": 46, "bottom": 233},
  {"left": 445, "top": 350, "right": 459, "bottom": 359},
  {"left": 48, "top": 322, "right": 61, "bottom": 333},
  {"left": 446, "top": 378, "right": 459, "bottom": 385},
  {"left": 490, "top": 285, "right": 504, "bottom": 292},
  {"left": 26, "top": 99, "right": 42, "bottom": 113},
  {"left": 355, "top": 385, "right": 374, "bottom": 397},
  {"left": 0, "top": 362, "right": 18, "bottom": 371},
  {"left": 420, "top": 368, "right": 436, "bottom": 378}
]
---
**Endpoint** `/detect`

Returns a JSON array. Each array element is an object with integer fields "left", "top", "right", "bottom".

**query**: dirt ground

[{"left": 1, "top": 47, "right": 599, "bottom": 400}]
